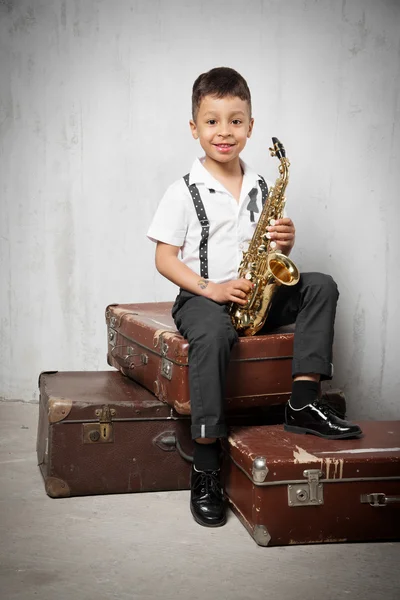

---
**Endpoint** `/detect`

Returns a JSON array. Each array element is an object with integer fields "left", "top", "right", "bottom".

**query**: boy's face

[{"left": 189, "top": 95, "right": 254, "bottom": 166}]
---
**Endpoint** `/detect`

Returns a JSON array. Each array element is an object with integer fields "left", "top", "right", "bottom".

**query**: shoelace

[
  {"left": 194, "top": 471, "right": 223, "bottom": 498},
  {"left": 314, "top": 401, "right": 343, "bottom": 419}
]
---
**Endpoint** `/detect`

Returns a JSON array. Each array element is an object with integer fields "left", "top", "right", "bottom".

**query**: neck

[{"left": 203, "top": 156, "right": 243, "bottom": 180}]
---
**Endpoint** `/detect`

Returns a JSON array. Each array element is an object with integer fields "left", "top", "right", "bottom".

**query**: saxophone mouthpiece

[{"left": 272, "top": 137, "right": 286, "bottom": 159}]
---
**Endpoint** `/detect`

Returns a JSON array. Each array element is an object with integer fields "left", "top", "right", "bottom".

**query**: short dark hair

[{"left": 191, "top": 67, "right": 252, "bottom": 121}]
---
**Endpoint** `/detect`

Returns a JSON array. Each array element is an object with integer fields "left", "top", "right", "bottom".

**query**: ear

[
  {"left": 189, "top": 119, "right": 198, "bottom": 140},
  {"left": 247, "top": 118, "right": 254, "bottom": 139}
]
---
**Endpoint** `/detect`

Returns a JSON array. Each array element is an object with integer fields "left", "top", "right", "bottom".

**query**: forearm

[{"left": 156, "top": 253, "right": 212, "bottom": 298}]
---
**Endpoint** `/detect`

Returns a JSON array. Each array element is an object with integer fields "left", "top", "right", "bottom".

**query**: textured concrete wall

[{"left": 1, "top": 0, "right": 399, "bottom": 418}]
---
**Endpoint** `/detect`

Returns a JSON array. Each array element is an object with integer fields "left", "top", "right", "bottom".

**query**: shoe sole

[
  {"left": 190, "top": 503, "right": 227, "bottom": 528},
  {"left": 284, "top": 424, "right": 363, "bottom": 439}
]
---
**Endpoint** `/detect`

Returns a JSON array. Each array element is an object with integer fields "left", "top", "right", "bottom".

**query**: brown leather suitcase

[
  {"left": 106, "top": 302, "right": 295, "bottom": 414},
  {"left": 36, "top": 371, "right": 194, "bottom": 498},
  {"left": 222, "top": 422, "right": 400, "bottom": 546}
]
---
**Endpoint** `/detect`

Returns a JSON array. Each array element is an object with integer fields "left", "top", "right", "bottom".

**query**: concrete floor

[{"left": 0, "top": 402, "right": 399, "bottom": 600}]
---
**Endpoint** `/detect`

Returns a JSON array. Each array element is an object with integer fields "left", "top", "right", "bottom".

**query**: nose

[{"left": 217, "top": 122, "right": 232, "bottom": 137}]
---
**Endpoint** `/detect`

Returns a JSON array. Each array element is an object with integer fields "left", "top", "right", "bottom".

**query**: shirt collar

[{"left": 189, "top": 156, "right": 262, "bottom": 193}]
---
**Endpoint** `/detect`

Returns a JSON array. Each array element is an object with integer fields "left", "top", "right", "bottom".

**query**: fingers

[
  {"left": 267, "top": 224, "right": 294, "bottom": 234},
  {"left": 267, "top": 225, "right": 293, "bottom": 234},
  {"left": 267, "top": 217, "right": 295, "bottom": 247},
  {"left": 270, "top": 218, "right": 293, "bottom": 227},
  {"left": 267, "top": 219, "right": 294, "bottom": 233},
  {"left": 235, "top": 279, "right": 253, "bottom": 293},
  {"left": 232, "top": 289, "right": 247, "bottom": 299},
  {"left": 268, "top": 231, "right": 295, "bottom": 241},
  {"left": 230, "top": 295, "right": 248, "bottom": 306},
  {"left": 226, "top": 279, "right": 252, "bottom": 305},
  {"left": 230, "top": 286, "right": 249, "bottom": 304}
]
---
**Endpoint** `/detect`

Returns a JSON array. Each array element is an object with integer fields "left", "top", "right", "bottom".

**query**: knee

[
  {"left": 304, "top": 272, "right": 339, "bottom": 299},
  {"left": 190, "top": 313, "right": 238, "bottom": 347}
]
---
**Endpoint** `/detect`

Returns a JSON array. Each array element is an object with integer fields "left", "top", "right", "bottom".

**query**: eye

[
  {"left": 207, "top": 119, "right": 217, "bottom": 125},
  {"left": 232, "top": 119, "right": 242, "bottom": 125}
]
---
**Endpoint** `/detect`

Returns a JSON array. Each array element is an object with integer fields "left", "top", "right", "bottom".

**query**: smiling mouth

[{"left": 213, "top": 143, "right": 235, "bottom": 148}]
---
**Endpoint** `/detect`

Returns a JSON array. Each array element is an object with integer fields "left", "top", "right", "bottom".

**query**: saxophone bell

[{"left": 267, "top": 252, "right": 299, "bottom": 286}]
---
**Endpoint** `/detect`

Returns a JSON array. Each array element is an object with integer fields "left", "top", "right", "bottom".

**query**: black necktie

[{"left": 246, "top": 187, "right": 259, "bottom": 222}]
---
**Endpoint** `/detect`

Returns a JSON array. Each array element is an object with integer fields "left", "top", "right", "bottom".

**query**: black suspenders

[
  {"left": 183, "top": 174, "right": 210, "bottom": 279},
  {"left": 183, "top": 174, "right": 268, "bottom": 280},
  {"left": 258, "top": 176, "right": 269, "bottom": 207}
]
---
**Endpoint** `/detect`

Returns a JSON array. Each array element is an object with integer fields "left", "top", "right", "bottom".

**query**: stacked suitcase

[{"left": 37, "top": 302, "right": 400, "bottom": 546}]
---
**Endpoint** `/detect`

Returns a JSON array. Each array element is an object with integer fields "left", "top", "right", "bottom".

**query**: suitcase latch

[
  {"left": 160, "top": 338, "right": 169, "bottom": 357},
  {"left": 108, "top": 327, "right": 117, "bottom": 347},
  {"left": 83, "top": 405, "right": 115, "bottom": 444},
  {"left": 159, "top": 334, "right": 173, "bottom": 379},
  {"left": 288, "top": 469, "right": 324, "bottom": 507},
  {"left": 161, "top": 358, "right": 173, "bottom": 380}
]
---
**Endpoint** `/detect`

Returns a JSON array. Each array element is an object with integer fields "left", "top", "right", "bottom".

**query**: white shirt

[{"left": 147, "top": 157, "right": 273, "bottom": 284}]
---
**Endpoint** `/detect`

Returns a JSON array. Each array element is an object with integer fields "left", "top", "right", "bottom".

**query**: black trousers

[{"left": 172, "top": 272, "right": 339, "bottom": 440}]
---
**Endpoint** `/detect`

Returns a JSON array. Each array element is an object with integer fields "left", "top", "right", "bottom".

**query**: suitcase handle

[
  {"left": 361, "top": 493, "right": 400, "bottom": 507},
  {"left": 110, "top": 345, "right": 149, "bottom": 370},
  {"left": 158, "top": 433, "right": 194, "bottom": 463}
]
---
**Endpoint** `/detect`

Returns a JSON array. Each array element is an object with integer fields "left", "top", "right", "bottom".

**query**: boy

[{"left": 147, "top": 67, "right": 362, "bottom": 528}]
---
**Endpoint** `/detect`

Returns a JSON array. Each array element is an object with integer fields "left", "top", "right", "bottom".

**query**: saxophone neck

[
  {"left": 270, "top": 157, "right": 289, "bottom": 198},
  {"left": 270, "top": 137, "right": 290, "bottom": 191}
]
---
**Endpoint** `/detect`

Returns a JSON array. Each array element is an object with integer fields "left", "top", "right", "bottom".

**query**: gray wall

[{"left": 1, "top": 0, "right": 399, "bottom": 418}]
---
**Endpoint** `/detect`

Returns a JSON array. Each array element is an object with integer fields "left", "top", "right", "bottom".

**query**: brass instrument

[{"left": 229, "top": 137, "right": 300, "bottom": 336}]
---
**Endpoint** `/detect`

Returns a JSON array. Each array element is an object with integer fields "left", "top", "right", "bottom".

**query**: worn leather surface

[
  {"left": 222, "top": 420, "right": 400, "bottom": 545},
  {"left": 37, "top": 371, "right": 193, "bottom": 497},
  {"left": 106, "top": 302, "right": 294, "bottom": 414}
]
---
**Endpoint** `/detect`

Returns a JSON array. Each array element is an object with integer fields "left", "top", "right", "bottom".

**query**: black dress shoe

[
  {"left": 190, "top": 466, "right": 226, "bottom": 527},
  {"left": 284, "top": 400, "right": 363, "bottom": 439}
]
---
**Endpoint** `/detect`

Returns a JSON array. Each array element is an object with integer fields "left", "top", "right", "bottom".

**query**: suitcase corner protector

[
  {"left": 253, "top": 524, "right": 271, "bottom": 546},
  {"left": 48, "top": 397, "right": 73, "bottom": 423},
  {"left": 45, "top": 476, "right": 71, "bottom": 498}
]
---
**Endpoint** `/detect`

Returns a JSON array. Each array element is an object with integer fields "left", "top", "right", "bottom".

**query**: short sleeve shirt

[{"left": 147, "top": 157, "right": 273, "bottom": 284}]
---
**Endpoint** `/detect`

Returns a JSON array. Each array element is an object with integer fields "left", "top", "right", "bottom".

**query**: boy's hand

[
  {"left": 206, "top": 279, "right": 253, "bottom": 305},
  {"left": 266, "top": 218, "right": 295, "bottom": 255}
]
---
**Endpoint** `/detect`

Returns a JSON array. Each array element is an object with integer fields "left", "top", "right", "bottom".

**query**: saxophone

[{"left": 229, "top": 137, "right": 300, "bottom": 336}]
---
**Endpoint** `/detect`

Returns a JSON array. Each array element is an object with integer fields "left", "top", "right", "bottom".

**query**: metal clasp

[
  {"left": 288, "top": 469, "right": 324, "bottom": 507},
  {"left": 108, "top": 327, "right": 117, "bottom": 347},
  {"left": 83, "top": 405, "right": 116, "bottom": 444},
  {"left": 160, "top": 338, "right": 169, "bottom": 357},
  {"left": 161, "top": 358, "right": 173, "bottom": 380}
]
